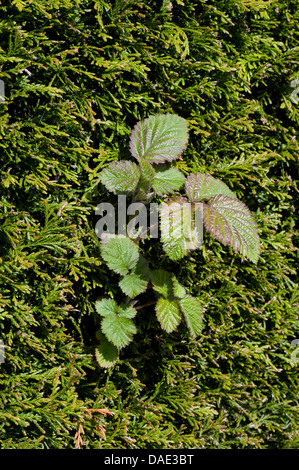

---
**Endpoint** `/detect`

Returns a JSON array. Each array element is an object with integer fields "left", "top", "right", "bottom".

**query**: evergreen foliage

[{"left": 0, "top": 0, "right": 298, "bottom": 449}]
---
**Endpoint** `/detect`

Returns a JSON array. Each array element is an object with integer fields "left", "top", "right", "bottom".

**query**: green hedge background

[{"left": 0, "top": 0, "right": 298, "bottom": 449}]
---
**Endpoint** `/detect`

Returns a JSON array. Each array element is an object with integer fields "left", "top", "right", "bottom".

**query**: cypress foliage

[{"left": 0, "top": 0, "right": 298, "bottom": 448}]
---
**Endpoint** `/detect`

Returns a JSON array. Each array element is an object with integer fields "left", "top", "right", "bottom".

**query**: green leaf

[
  {"left": 150, "top": 269, "right": 173, "bottom": 297},
  {"left": 203, "top": 194, "right": 260, "bottom": 263},
  {"left": 132, "top": 255, "right": 151, "bottom": 280},
  {"left": 153, "top": 167, "right": 185, "bottom": 195},
  {"left": 95, "top": 341, "right": 119, "bottom": 368},
  {"left": 134, "top": 160, "right": 156, "bottom": 201},
  {"left": 100, "top": 236, "right": 139, "bottom": 275},
  {"left": 101, "top": 315, "right": 137, "bottom": 348},
  {"left": 179, "top": 296, "right": 203, "bottom": 337},
  {"left": 119, "top": 273, "right": 148, "bottom": 298},
  {"left": 96, "top": 299, "right": 137, "bottom": 348},
  {"left": 155, "top": 297, "right": 182, "bottom": 333},
  {"left": 185, "top": 173, "right": 236, "bottom": 202},
  {"left": 129, "top": 114, "right": 188, "bottom": 164},
  {"left": 172, "top": 275, "right": 187, "bottom": 298},
  {"left": 95, "top": 298, "right": 137, "bottom": 319},
  {"left": 160, "top": 199, "right": 203, "bottom": 260},
  {"left": 100, "top": 160, "right": 140, "bottom": 194},
  {"left": 96, "top": 298, "right": 119, "bottom": 317}
]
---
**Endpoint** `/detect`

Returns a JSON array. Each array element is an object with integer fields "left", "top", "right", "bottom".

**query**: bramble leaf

[
  {"left": 100, "top": 160, "right": 140, "bottom": 194},
  {"left": 95, "top": 298, "right": 137, "bottom": 319},
  {"left": 100, "top": 236, "right": 139, "bottom": 275},
  {"left": 101, "top": 315, "right": 137, "bottom": 348},
  {"left": 119, "top": 273, "right": 148, "bottom": 298},
  {"left": 96, "top": 299, "right": 137, "bottom": 348},
  {"left": 132, "top": 255, "right": 151, "bottom": 280},
  {"left": 129, "top": 114, "right": 188, "bottom": 164},
  {"left": 172, "top": 275, "right": 187, "bottom": 298},
  {"left": 160, "top": 199, "right": 203, "bottom": 260},
  {"left": 155, "top": 297, "right": 182, "bottom": 333},
  {"left": 179, "top": 296, "right": 203, "bottom": 337},
  {"left": 95, "top": 340, "right": 119, "bottom": 368},
  {"left": 185, "top": 173, "right": 236, "bottom": 202},
  {"left": 95, "top": 298, "right": 118, "bottom": 317},
  {"left": 150, "top": 269, "right": 173, "bottom": 297},
  {"left": 153, "top": 167, "right": 185, "bottom": 195},
  {"left": 203, "top": 194, "right": 260, "bottom": 264}
]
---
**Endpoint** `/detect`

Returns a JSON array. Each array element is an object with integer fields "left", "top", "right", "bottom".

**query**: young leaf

[
  {"left": 119, "top": 273, "right": 148, "bottom": 298},
  {"left": 96, "top": 299, "right": 137, "bottom": 348},
  {"left": 155, "top": 297, "right": 182, "bottom": 333},
  {"left": 179, "top": 296, "right": 203, "bottom": 337},
  {"left": 134, "top": 160, "right": 156, "bottom": 201},
  {"left": 132, "top": 255, "right": 151, "bottom": 280},
  {"left": 139, "top": 160, "right": 156, "bottom": 187},
  {"left": 150, "top": 269, "right": 173, "bottom": 297},
  {"left": 96, "top": 298, "right": 119, "bottom": 317},
  {"left": 172, "top": 275, "right": 187, "bottom": 298},
  {"left": 100, "top": 236, "right": 139, "bottom": 275},
  {"left": 160, "top": 199, "right": 203, "bottom": 260},
  {"left": 101, "top": 315, "right": 137, "bottom": 348},
  {"left": 95, "top": 341, "right": 119, "bottom": 368},
  {"left": 185, "top": 173, "right": 236, "bottom": 202},
  {"left": 100, "top": 160, "right": 140, "bottom": 194},
  {"left": 153, "top": 167, "right": 185, "bottom": 195},
  {"left": 96, "top": 298, "right": 137, "bottom": 319},
  {"left": 203, "top": 194, "right": 260, "bottom": 263},
  {"left": 129, "top": 114, "right": 188, "bottom": 164}
]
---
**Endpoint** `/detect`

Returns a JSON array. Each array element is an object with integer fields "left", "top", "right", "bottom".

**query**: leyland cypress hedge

[{"left": 0, "top": 0, "right": 298, "bottom": 449}]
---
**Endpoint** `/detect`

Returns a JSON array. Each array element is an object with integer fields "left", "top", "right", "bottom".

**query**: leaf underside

[
  {"left": 100, "top": 160, "right": 140, "bottom": 194},
  {"left": 185, "top": 173, "right": 236, "bottom": 201},
  {"left": 100, "top": 236, "right": 139, "bottom": 275},
  {"left": 129, "top": 114, "right": 189, "bottom": 164},
  {"left": 203, "top": 194, "right": 260, "bottom": 263}
]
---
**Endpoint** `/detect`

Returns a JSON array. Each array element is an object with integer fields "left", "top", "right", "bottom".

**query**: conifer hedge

[{"left": 0, "top": 0, "right": 298, "bottom": 449}]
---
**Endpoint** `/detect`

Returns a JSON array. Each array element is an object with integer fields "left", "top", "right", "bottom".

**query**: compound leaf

[
  {"left": 203, "top": 194, "right": 260, "bottom": 264},
  {"left": 100, "top": 236, "right": 139, "bottom": 275},
  {"left": 100, "top": 160, "right": 140, "bottom": 194},
  {"left": 185, "top": 173, "right": 236, "bottom": 202},
  {"left": 153, "top": 166, "right": 185, "bottom": 195},
  {"left": 179, "top": 295, "right": 203, "bottom": 338},
  {"left": 155, "top": 297, "right": 182, "bottom": 333},
  {"left": 129, "top": 114, "right": 188, "bottom": 164}
]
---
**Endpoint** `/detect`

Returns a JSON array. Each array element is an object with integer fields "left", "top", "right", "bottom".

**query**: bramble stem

[{"left": 135, "top": 300, "right": 156, "bottom": 310}]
